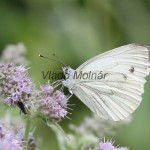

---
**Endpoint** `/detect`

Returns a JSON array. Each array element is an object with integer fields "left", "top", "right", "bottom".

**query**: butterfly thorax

[{"left": 62, "top": 67, "right": 76, "bottom": 92}]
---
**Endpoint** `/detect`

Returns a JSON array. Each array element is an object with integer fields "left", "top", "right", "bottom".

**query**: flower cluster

[
  {"left": 53, "top": 115, "right": 131, "bottom": 150},
  {"left": 1, "top": 43, "right": 28, "bottom": 65},
  {"left": 93, "top": 140, "right": 129, "bottom": 150},
  {"left": 0, "top": 63, "right": 35, "bottom": 112},
  {"left": 0, "top": 114, "right": 37, "bottom": 150},
  {"left": 36, "top": 81, "right": 68, "bottom": 122},
  {"left": 70, "top": 115, "right": 131, "bottom": 138},
  {"left": 0, "top": 126, "right": 22, "bottom": 150}
]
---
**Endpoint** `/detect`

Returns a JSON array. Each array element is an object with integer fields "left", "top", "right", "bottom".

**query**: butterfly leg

[
  {"left": 67, "top": 92, "right": 73, "bottom": 99},
  {"left": 59, "top": 84, "right": 64, "bottom": 92},
  {"left": 53, "top": 80, "right": 62, "bottom": 89},
  {"left": 52, "top": 80, "right": 61, "bottom": 86}
]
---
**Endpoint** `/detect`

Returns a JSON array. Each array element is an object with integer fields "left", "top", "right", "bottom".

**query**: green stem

[{"left": 23, "top": 115, "right": 31, "bottom": 150}]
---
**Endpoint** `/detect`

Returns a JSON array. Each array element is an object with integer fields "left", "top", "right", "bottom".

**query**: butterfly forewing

[{"left": 72, "top": 44, "right": 150, "bottom": 121}]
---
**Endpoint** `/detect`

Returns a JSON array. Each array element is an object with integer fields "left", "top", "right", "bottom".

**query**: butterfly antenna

[
  {"left": 52, "top": 53, "right": 67, "bottom": 67},
  {"left": 39, "top": 54, "right": 66, "bottom": 67}
]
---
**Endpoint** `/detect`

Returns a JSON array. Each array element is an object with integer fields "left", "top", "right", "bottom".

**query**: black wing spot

[
  {"left": 129, "top": 67, "right": 134, "bottom": 73},
  {"left": 123, "top": 74, "right": 127, "bottom": 79}
]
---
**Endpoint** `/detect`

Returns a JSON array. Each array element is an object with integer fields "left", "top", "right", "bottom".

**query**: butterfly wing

[{"left": 72, "top": 44, "right": 150, "bottom": 121}]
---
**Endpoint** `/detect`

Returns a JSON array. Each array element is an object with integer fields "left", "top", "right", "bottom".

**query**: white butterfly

[{"left": 62, "top": 44, "right": 150, "bottom": 121}]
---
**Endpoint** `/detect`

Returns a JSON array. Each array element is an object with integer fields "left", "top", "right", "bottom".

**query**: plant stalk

[{"left": 23, "top": 115, "right": 31, "bottom": 150}]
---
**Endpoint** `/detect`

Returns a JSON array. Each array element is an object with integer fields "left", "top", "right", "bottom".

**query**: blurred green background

[{"left": 0, "top": 0, "right": 150, "bottom": 149}]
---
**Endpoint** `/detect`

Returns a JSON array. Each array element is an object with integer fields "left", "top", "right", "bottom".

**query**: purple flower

[
  {"left": 1, "top": 43, "right": 28, "bottom": 65},
  {"left": 40, "top": 81, "right": 53, "bottom": 96},
  {"left": 0, "top": 114, "right": 37, "bottom": 150},
  {"left": 0, "top": 125, "right": 22, "bottom": 150},
  {"left": 69, "top": 115, "right": 131, "bottom": 139},
  {"left": 95, "top": 141, "right": 115, "bottom": 150},
  {"left": 0, "top": 63, "right": 35, "bottom": 112},
  {"left": 36, "top": 81, "right": 69, "bottom": 122},
  {"left": 93, "top": 140, "right": 129, "bottom": 150}
]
